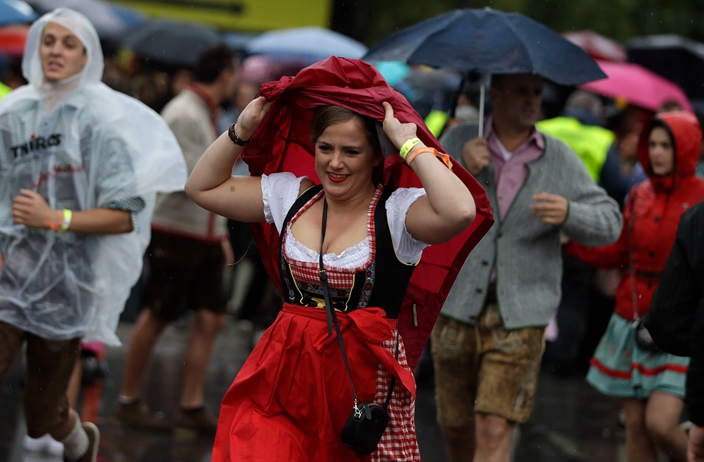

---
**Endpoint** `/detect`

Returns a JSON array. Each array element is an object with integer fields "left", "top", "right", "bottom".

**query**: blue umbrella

[
  {"left": 374, "top": 61, "right": 410, "bottom": 87},
  {"left": 222, "top": 31, "right": 259, "bottom": 52},
  {"left": 0, "top": 0, "right": 37, "bottom": 26},
  {"left": 364, "top": 8, "right": 604, "bottom": 86},
  {"left": 363, "top": 8, "right": 606, "bottom": 135},
  {"left": 28, "top": 0, "right": 130, "bottom": 40},
  {"left": 245, "top": 27, "right": 367, "bottom": 65},
  {"left": 108, "top": 4, "right": 147, "bottom": 30}
]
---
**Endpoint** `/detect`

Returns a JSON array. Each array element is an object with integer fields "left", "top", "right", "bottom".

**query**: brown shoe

[
  {"left": 64, "top": 422, "right": 99, "bottom": 462},
  {"left": 113, "top": 399, "right": 172, "bottom": 431},
  {"left": 174, "top": 407, "right": 218, "bottom": 435}
]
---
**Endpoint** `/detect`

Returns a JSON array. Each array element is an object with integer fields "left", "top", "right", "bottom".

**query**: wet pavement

[{"left": 0, "top": 316, "right": 630, "bottom": 462}]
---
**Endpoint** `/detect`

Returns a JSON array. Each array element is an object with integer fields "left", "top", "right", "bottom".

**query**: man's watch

[{"left": 228, "top": 124, "right": 251, "bottom": 146}]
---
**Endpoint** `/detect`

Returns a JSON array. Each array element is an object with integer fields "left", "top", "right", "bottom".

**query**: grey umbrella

[
  {"left": 122, "top": 20, "right": 222, "bottom": 69},
  {"left": 27, "top": 0, "right": 126, "bottom": 40}
]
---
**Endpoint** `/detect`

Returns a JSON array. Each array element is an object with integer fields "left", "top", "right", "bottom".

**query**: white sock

[{"left": 60, "top": 416, "right": 89, "bottom": 461}]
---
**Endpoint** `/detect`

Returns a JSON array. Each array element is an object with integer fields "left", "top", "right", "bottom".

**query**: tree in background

[{"left": 332, "top": 0, "right": 704, "bottom": 47}]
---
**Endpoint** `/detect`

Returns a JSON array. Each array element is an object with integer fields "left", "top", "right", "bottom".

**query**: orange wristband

[
  {"left": 45, "top": 210, "right": 62, "bottom": 232},
  {"left": 405, "top": 147, "right": 453, "bottom": 170},
  {"left": 438, "top": 152, "right": 453, "bottom": 170},
  {"left": 405, "top": 147, "right": 434, "bottom": 165}
]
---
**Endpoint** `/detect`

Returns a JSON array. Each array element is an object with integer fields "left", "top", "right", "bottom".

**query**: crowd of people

[{"left": 1, "top": 6, "right": 704, "bottom": 462}]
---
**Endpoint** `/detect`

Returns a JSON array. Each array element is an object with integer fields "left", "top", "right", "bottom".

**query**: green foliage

[{"left": 332, "top": 0, "right": 704, "bottom": 47}]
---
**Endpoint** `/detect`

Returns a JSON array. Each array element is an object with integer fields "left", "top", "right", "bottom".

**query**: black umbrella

[
  {"left": 122, "top": 20, "right": 221, "bottom": 68},
  {"left": 364, "top": 8, "right": 604, "bottom": 85},
  {"left": 627, "top": 35, "right": 704, "bottom": 101},
  {"left": 364, "top": 8, "right": 605, "bottom": 134}
]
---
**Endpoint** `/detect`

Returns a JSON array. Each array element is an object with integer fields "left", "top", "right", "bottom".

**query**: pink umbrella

[
  {"left": 580, "top": 60, "right": 692, "bottom": 112},
  {"left": 563, "top": 30, "right": 626, "bottom": 62}
]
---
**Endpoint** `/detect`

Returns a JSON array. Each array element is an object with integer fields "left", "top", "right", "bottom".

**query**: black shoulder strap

[
  {"left": 319, "top": 199, "right": 397, "bottom": 411},
  {"left": 279, "top": 184, "right": 324, "bottom": 249}
]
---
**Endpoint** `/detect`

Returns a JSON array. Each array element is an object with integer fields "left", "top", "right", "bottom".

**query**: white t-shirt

[
  {"left": 495, "top": 136, "right": 513, "bottom": 161},
  {"left": 261, "top": 172, "right": 430, "bottom": 267}
]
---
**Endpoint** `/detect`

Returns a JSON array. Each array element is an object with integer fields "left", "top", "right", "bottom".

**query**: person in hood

[
  {"left": 567, "top": 111, "right": 704, "bottom": 462},
  {"left": 185, "top": 59, "right": 482, "bottom": 460},
  {"left": 0, "top": 9, "right": 186, "bottom": 462}
]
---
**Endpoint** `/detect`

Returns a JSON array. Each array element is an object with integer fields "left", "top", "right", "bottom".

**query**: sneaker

[
  {"left": 24, "top": 434, "right": 50, "bottom": 452},
  {"left": 114, "top": 399, "right": 172, "bottom": 431},
  {"left": 175, "top": 407, "right": 218, "bottom": 435},
  {"left": 45, "top": 436, "right": 65, "bottom": 456},
  {"left": 64, "top": 422, "right": 99, "bottom": 462},
  {"left": 680, "top": 420, "right": 693, "bottom": 435},
  {"left": 24, "top": 433, "right": 64, "bottom": 455}
]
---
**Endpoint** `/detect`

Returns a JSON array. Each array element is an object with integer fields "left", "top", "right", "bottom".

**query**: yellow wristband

[
  {"left": 399, "top": 137, "right": 422, "bottom": 159},
  {"left": 60, "top": 209, "right": 72, "bottom": 232}
]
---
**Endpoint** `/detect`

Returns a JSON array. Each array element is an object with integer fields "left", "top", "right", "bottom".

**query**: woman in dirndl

[
  {"left": 567, "top": 111, "right": 704, "bottom": 462},
  {"left": 185, "top": 58, "right": 481, "bottom": 461}
]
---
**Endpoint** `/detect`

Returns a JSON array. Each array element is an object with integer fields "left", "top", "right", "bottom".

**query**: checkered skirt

[{"left": 373, "top": 333, "right": 421, "bottom": 462}]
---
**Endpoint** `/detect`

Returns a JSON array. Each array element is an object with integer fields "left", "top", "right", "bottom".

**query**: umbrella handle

[
  {"left": 450, "top": 74, "right": 468, "bottom": 119},
  {"left": 478, "top": 81, "right": 486, "bottom": 138}
]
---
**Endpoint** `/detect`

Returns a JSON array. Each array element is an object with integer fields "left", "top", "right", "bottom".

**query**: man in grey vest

[{"left": 432, "top": 73, "right": 622, "bottom": 462}]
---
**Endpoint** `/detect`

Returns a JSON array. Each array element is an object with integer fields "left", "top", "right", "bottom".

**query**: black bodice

[{"left": 279, "top": 185, "right": 416, "bottom": 319}]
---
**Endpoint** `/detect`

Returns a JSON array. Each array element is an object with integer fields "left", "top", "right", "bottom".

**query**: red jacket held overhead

[{"left": 240, "top": 57, "right": 494, "bottom": 368}]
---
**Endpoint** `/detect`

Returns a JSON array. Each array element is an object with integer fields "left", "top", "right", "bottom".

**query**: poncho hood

[
  {"left": 242, "top": 57, "right": 494, "bottom": 368},
  {"left": 638, "top": 111, "right": 702, "bottom": 193},
  {"left": 22, "top": 8, "right": 104, "bottom": 89}
]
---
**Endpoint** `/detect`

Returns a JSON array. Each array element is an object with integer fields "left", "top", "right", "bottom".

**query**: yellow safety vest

[
  {"left": 0, "top": 82, "right": 11, "bottom": 100},
  {"left": 536, "top": 117, "right": 613, "bottom": 182},
  {"left": 424, "top": 110, "right": 448, "bottom": 138}
]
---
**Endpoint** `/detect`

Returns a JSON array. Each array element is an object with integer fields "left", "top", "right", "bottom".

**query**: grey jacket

[{"left": 440, "top": 123, "right": 622, "bottom": 329}]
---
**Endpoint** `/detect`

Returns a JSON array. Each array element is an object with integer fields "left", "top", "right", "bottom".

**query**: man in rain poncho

[{"left": 0, "top": 9, "right": 186, "bottom": 462}]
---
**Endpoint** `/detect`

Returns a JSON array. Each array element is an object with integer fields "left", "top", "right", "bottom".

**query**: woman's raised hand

[
  {"left": 382, "top": 101, "right": 420, "bottom": 150},
  {"left": 236, "top": 96, "right": 272, "bottom": 140}
]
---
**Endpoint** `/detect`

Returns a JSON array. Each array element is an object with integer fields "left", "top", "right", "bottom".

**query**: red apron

[{"left": 213, "top": 304, "right": 416, "bottom": 462}]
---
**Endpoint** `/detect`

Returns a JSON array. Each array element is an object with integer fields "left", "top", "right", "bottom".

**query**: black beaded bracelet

[{"left": 228, "top": 124, "right": 251, "bottom": 146}]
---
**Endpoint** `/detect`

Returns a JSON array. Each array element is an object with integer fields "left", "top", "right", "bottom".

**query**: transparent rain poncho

[{"left": 0, "top": 9, "right": 187, "bottom": 345}]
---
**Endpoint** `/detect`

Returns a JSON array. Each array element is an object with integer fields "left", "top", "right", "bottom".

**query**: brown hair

[
  {"left": 658, "top": 100, "right": 684, "bottom": 114},
  {"left": 309, "top": 106, "right": 382, "bottom": 156}
]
